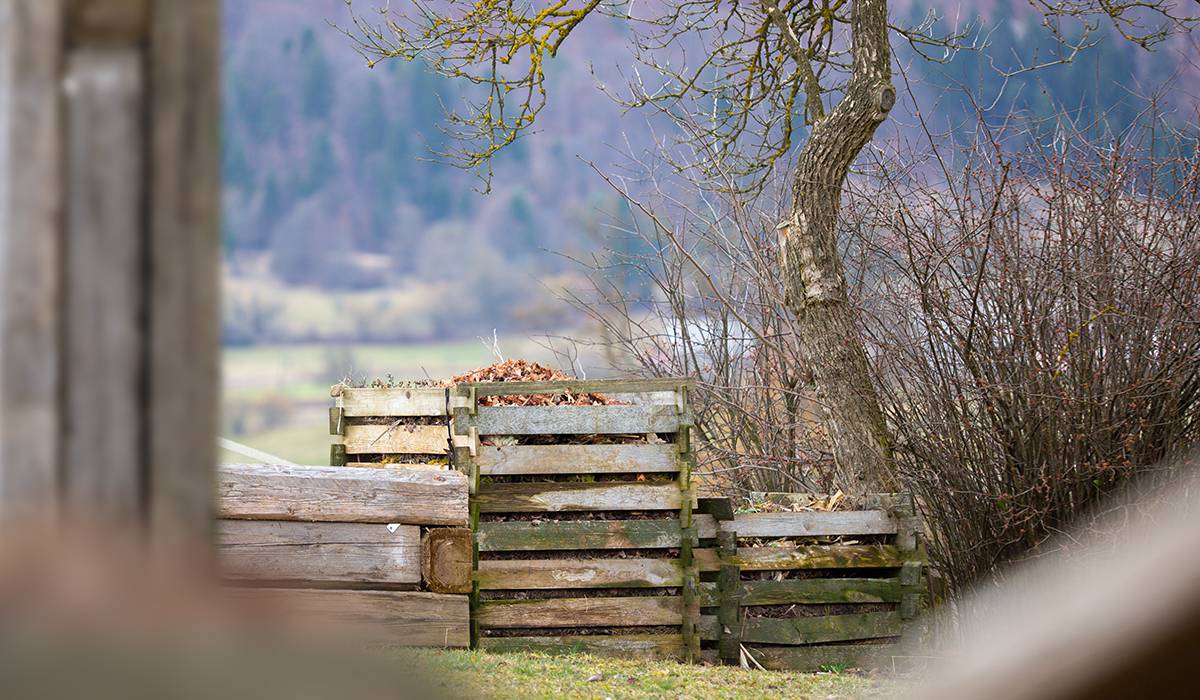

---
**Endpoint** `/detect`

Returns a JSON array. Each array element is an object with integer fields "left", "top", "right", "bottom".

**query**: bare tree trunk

[{"left": 780, "top": 0, "right": 897, "bottom": 492}]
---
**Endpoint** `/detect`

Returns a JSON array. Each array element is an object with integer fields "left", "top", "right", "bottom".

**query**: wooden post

[
  {"left": 716, "top": 525, "right": 742, "bottom": 664},
  {"left": 0, "top": 0, "right": 220, "bottom": 545}
]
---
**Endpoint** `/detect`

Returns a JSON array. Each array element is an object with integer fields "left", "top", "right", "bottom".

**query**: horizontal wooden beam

[
  {"left": 698, "top": 577, "right": 904, "bottom": 606},
  {"left": 476, "top": 444, "right": 679, "bottom": 476},
  {"left": 343, "top": 423, "right": 448, "bottom": 455},
  {"left": 477, "top": 557, "right": 683, "bottom": 590},
  {"left": 337, "top": 387, "right": 448, "bottom": 417},
  {"left": 698, "top": 611, "right": 903, "bottom": 645},
  {"left": 695, "top": 544, "right": 906, "bottom": 572},
  {"left": 476, "top": 481, "right": 684, "bottom": 513},
  {"left": 477, "top": 595, "right": 683, "bottom": 628},
  {"left": 740, "top": 642, "right": 904, "bottom": 672},
  {"left": 724, "top": 511, "right": 898, "bottom": 538},
  {"left": 226, "top": 588, "right": 468, "bottom": 648},
  {"left": 471, "top": 405, "right": 682, "bottom": 435},
  {"left": 478, "top": 518, "right": 688, "bottom": 551},
  {"left": 478, "top": 634, "right": 685, "bottom": 660},
  {"left": 217, "top": 520, "right": 420, "bottom": 586},
  {"left": 217, "top": 463, "right": 468, "bottom": 526}
]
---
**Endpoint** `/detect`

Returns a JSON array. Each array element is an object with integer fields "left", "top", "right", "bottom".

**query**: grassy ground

[{"left": 401, "top": 649, "right": 896, "bottom": 700}]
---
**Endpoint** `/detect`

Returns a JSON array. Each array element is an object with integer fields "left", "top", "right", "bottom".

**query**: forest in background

[{"left": 221, "top": 0, "right": 1199, "bottom": 347}]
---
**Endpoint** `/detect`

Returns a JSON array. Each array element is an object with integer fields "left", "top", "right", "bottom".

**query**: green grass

[{"left": 400, "top": 649, "right": 893, "bottom": 700}]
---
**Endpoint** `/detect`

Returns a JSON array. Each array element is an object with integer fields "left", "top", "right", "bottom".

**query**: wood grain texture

[
  {"left": 67, "top": 0, "right": 148, "bottom": 43},
  {"left": 422, "top": 527, "right": 472, "bottom": 594},
  {"left": 229, "top": 588, "right": 469, "bottom": 648},
  {"left": 0, "top": 0, "right": 63, "bottom": 518},
  {"left": 218, "top": 463, "right": 468, "bottom": 526},
  {"left": 477, "top": 518, "right": 686, "bottom": 551},
  {"left": 479, "top": 634, "right": 685, "bottom": 660},
  {"left": 476, "top": 482, "right": 683, "bottom": 513},
  {"left": 62, "top": 47, "right": 144, "bottom": 519},
  {"left": 471, "top": 405, "right": 682, "bottom": 435},
  {"left": 343, "top": 423, "right": 449, "bottom": 455},
  {"left": 477, "top": 557, "right": 684, "bottom": 590},
  {"left": 724, "top": 510, "right": 898, "bottom": 538},
  {"left": 476, "top": 444, "right": 679, "bottom": 475},
  {"left": 217, "top": 520, "right": 421, "bottom": 585},
  {"left": 741, "top": 642, "right": 903, "bottom": 672},
  {"left": 338, "top": 388, "right": 448, "bottom": 417},
  {"left": 695, "top": 544, "right": 904, "bottom": 571},
  {"left": 477, "top": 595, "right": 683, "bottom": 628},
  {"left": 733, "top": 611, "right": 903, "bottom": 645},
  {"left": 147, "top": 0, "right": 221, "bottom": 543},
  {"left": 699, "top": 577, "right": 904, "bottom": 606}
]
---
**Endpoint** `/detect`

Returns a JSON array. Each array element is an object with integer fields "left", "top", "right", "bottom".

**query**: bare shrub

[{"left": 854, "top": 105, "right": 1200, "bottom": 594}]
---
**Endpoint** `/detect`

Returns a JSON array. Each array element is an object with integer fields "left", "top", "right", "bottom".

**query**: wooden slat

[
  {"left": 228, "top": 588, "right": 468, "bottom": 648},
  {"left": 477, "top": 518, "right": 686, "bottom": 551},
  {"left": 477, "top": 558, "right": 683, "bottom": 590},
  {"left": 477, "top": 596, "right": 683, "bottom": 628},
  {"left": 218, "top": 463, "right": 468, "bottom": 526},
  {"left": 465, "top": 377, "right": 691, "bottom": 397},
  {"left": 472, "top": 405, "right": 681, "bottom": 435},
  {"left": 0, "top": 0, "right": 63, "bottom": 518},
  {"left": 737, "top": 612, "right": 902, "bottom": 645},
  {"left": 695, "top": 545, "right": 905, "bottom": 572},
  {"left": 479, "top": 634, "right": 685, "bottom": 660},
  {"left": 338, "top": 387, "right": 448, "bottom": 417},
  {"left": 147, "top": 0, "right": 221, "bottom": 542},
  {"left": 740, "top": 643, "right": 903, "bottom": 672},
  {"left": 67, "top": 0, "right": 148, "bottom": 43},
  {"left": 476, "top": 482, "right": 683, "bottom": 513},
  {"left": 61, "top": 47, "right": 144, "bottom": 518},
  {"left": 749, "top": 492, "right": 915, "bottom": 514},
  {"left": 476, "top": 444, "right": 678, "bottom": 475},
  {"left": 725, "top": 511, "right": 898, "bottom": 538},
  {"left": 343, "top": 423, "right": 448, "bottom": 455},
  {"left": 217, "top": 520, "right": 420, "bottom": 585},
  {"left": 699, "top": 578, "right": 904, "bottom": 606}
]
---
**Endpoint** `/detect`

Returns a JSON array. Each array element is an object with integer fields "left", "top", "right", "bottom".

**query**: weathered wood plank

[
  {"left": 147, "top": 0, "right": 221, "bottom": 543},
  {"left": 464, "top": 377, "right": 691, "bottom": 398},
  {"left": 0, "top": 0, "right": 63, "bottom": 518},
  {"left": 422, "top": 527, "right": 473, "bottom": 594},
  {"left": 476, "top": 444, "right": 678, "bottom": 475},
  {"left": 479, "top": 634, "right": 685, "bottom": 660},
  {"left": 741, "top": 643, "right": 904, "bottom": 672},
  {"left": 218, "top": 463, "right": 468, "bottom": 526},
  {"left": 217, "top": 520, "right": 421, "bottom": 585},
  {"left": 733, "top": 612, "right": 903, "bottom": 645},
  {"left": 343, "top": 423, "right": 448, "bottom": 455},
  {"left": 472, "top": 405, "right": 681, "bottom": 435},
  {"left": 477, "top": 596, "right": 683, "bottom": 628},
  {"left": 228, "top": 588, "right": 468, "bottom": 648},
  {"left": 62, "top": 47, "right": 144, "bottom": 519},
  {"left": 337, "top": 387, "right": 448, "bottom": 418},
  {"left": 694, "top": 545, "right": 905, "bottom": 572},
  {"left": 699, "top": 578, "right": 904, "bottom": 606},
  {"left": 476, "top": 482, "right": 684, "bottom": 513},
  {"left": 477, "top": 518, "right": 686, "bottom": 551},
  {"left": 749, "top": 492, "right": 915, "bottom": 514},
  {"left": 477, "top": 558, "right": 684, "bottom": 590},
  {"left": 725, "top": 511, "right": 898, "bottom": 538}
]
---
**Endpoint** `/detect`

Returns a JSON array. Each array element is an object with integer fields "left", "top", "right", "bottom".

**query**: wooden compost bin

[
  {"left": 695, "top": 493, "right": 927, "bottom": 672},
  {"left": 329, "top": 384, "right": 451, "bottom": 467},
  {"left": 216, "top": 463, "right": 472, "bottom": 647},
  {"left": 452, "top": 378, "right": 701, "bottom": 661}
]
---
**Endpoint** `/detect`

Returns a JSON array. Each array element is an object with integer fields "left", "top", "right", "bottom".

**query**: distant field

[{"left": 221, "top": 337, "right": 599, "bottom": 465}]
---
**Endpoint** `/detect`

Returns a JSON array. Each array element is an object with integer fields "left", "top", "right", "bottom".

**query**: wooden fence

[
  {"left": 216, "top": 463, "right": 472, "bottom": 647},
  {"left": 329, "top": 384, "right": 451, "bottom": 467},
  {"left": 451, "top": 378, "right": 700, "bottom": 660},
  {"left": 695, "top": 493, "right": 926, "bottom": 671}
]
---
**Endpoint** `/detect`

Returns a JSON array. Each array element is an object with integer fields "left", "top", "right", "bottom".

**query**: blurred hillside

[{"left": 221, "top": 0, "right": 1199, "bottom": 346}]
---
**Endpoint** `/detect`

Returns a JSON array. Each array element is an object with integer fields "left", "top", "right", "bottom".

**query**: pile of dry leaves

[{"left": 446, "top": 359, "right": 621, "bottom": 407}]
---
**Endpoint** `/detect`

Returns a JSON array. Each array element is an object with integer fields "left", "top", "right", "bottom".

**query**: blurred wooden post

[{"left": 0, "top": 0, "right": 219, "bottom": 546}]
